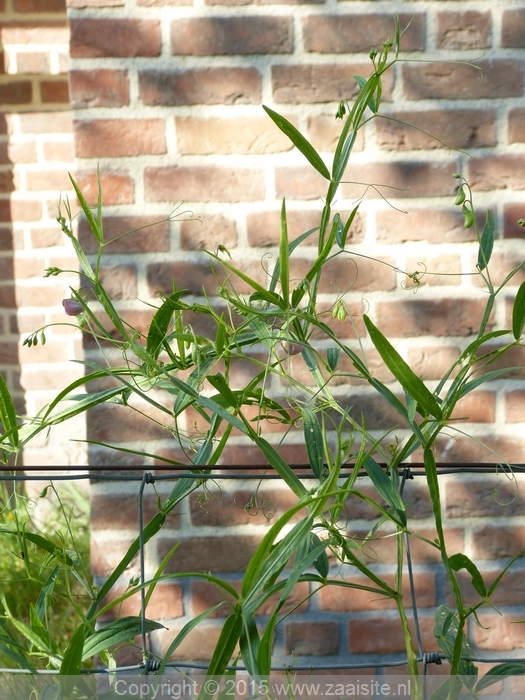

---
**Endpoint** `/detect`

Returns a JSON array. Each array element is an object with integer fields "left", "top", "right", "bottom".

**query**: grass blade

[{"left": 0, "top": 372, "right": 19, "bottom": 448}]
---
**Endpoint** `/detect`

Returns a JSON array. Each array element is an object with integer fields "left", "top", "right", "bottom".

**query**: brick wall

[
  {"left": 0, "top": 0, "right": 85, "bottom": 466},
  {"left": 3, "top": 0, "right": 525, "bottom": 670}
]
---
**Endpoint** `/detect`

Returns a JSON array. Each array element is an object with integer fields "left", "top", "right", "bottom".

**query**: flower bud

[{"left": 62, "top": 298, "right": 84, "bottom": 316}]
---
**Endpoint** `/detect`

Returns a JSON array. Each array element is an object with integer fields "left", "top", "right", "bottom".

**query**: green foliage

[{"left": 2, "top": 19, "right": 524, "bottom": 696}]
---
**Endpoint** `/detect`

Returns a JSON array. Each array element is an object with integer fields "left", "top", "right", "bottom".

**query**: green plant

[{"left": 1, "top": 18, "right": 525, "bottom": 700}]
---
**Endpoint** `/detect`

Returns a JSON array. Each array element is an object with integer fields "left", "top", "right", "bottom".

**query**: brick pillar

[{"left": 0, "top": 0, "right": 84, "bottom": 466}]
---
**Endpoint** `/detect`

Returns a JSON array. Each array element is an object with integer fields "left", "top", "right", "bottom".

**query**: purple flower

[{"left": 62, "top": 298, "right": 84, "bottom": 316}]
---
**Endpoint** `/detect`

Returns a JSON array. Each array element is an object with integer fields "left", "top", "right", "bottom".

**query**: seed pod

[
  {"left": 454, "top": 187, "right": 466, "bottom": 206},
  {"left": 462, "top": 204, "right": 474, "bottom": 229}
]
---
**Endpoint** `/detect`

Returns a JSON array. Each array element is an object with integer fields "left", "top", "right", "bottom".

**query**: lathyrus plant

[{"left": 1, "top": 17, "right": 525, "bottom": 700}]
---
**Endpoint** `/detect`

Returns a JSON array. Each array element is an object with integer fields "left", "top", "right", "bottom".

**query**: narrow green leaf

[
  {"left": 364, "top": 315, "right": 442, "bottom": 420},
  {"left": 60, "top": 624, "right": 85, "bottom": 676},
  {"left": 146, "top": 291, "right": 187, "bottom": 360},
  {"left": 353, "top": 75, "right": 377, "bottom": 113},
  {"left": 448, "top": 553, "right": 486, "bottom": 597},
  {"left": 207, "top": 373, "right": 239, "bottom": 408},
  {"left": 82, "top": 617, "right": 165, "bottom": 661},
  {"left": 363, "top": 457, "right": 406, "bottom": 526},
  {"left": 36, "top": 566, "right": 60, "bottom": 621},
  {"left": 476, "top": 662, "right": 525, "bottom": 691},
  {"left": 87, "top": 513, "right": 166, "bottom": 619},
  {"left": 279, "top": 199, "right": 290, "bottom": 307},
  {"left": 203, "top": 610, "right": 243, "bottom": 681},
  {"left": 302, "top": 408, "right": 324, "bottom": 480},
  {"left": 263, "top": 105, "right": 330, "bottom": 180},
  {"left": 326, "top": 347, "right": 340, "bottom": 372},
  {"left": 0, "top": 372, "right": 18, "bottom": 448},
  {"left": 477, "top": 210, "right": 495, "bottom": 272},
  {"left": 336, "top": 205, "right": 359, "bottom": 249},
  {"left": 512, "top": 280, "right": 525, "bottom": 340},
  {"left": 158, "top": 605, "right": 222, "bottom": 675},
  {"left": 69, "top": 173, "right": 102, "bottom": 245},
  {"left": 310, "top": 532, "right": 329, "bottom": 577}
]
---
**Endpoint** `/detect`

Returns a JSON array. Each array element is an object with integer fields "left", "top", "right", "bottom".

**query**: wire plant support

[{"left": 1, "top": 462, "right": 525, "bottom": 680}]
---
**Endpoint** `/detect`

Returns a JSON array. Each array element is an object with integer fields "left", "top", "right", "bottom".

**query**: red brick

[
  {"left": 247, "top": 208, "right": 363, "bottom": 247},
  {"left": 170, "top": 17, "right": 292, "bottom": 55},
  {"left": 275, "top": 166, "right": 326, "bottom": 200},
  {"left": 93, "top": 265, "right": 137, "bottom": 300},
  {"left": 307, "top": 114, "right": 364, "bottom": 153},
  {"left": 446, "top": 478, "right": 525, "bottom": 519},
  {"left": 272, "top": 63, "right": 394, "bottom": 104},
  {"left": 90, "top": 494, "right": 160, "bottom": 530},
  {"left": 437, "top": 11, "right": 491, "bottom": 49},
  {"left": 450, "top": 391, "right": 495, "bottom": 423},
  {"left": 68, "top": 0, "right": 124, "bottom": 6},
  {"left": 469, "top": 155, "right": 525, "bottom": 191},
  {"left": 376, "top": 208, "right": 476, "bottom": 244},
  {"left": 69, "top": 69, "right": 129, "bottom": 109},
  {"left": 0, "top": 82, "right": 32, "bottom": 104},
  {"left": 285, "top": 621, "right": 339, "bottom": 656},
  {"left": 176, "top": 116, "right": 294, "bottom": 155},
  {"left": 70, "top": 19, "right": 161, "bottom": 58},
  {"left": 218, "top": 442, "right": 308, "bottom": 467},
  {"left": 144, "top": 166, "right": 265, "bottom": 203},
  {"left": 190, "top": 487, "right": 303, "bottom": 527},
  {"left": 474, "top": 614, "right": 525, "bottom": 651},
  {"left": 471, "top": 250, "right": 525, "bottom": 287},
  {"left": 74, "top": 119, "right": 166, "bottom": 158},
  {"left": 403, "top": 60, "right": 523, "bottom": 100},
  {"left": 0, "top": 342, "right": 19, "bottom": 364},
  {"left": 25, "top": 169, "right": 71, "bottom": 191},
  {"left": 317, "top": 254, "right": 396, "bottom": 293},
  {"left": 100, "top": 582, "right": 183, "bottom": 621},
  {"left": 191, "top": 579, "right": 309, "bottom": 617},
  {"left": 434, "top": 433, "right": 525, "bottom": 464},
  {"left": 16, "top": 51, "right": 50, "bottom": 74},
  {"left": 86, "top": 403, "right": 170, "bottom": 444},
  {"left": 40, "top": 79, "right": 69, "bottom": 104},
  {"left": 139, "top": 68, "right": 261, "bottom": 106},
  {"left": 147, "top": 259, "right": 266, "bottom": 297},
  {"left": 207, "top": 0, "right": 324, "bottom": 5},
  {"left": 505, "top": 390, "right": 525, "bottom": 423},
  {"left": 502, "top": 10, "right": 525, "bottom": 48},
  {"left": 509, "top": 108, "right": 525, "bottom": 144},
  {"left": 155, "top": 624, "right": 224, "bottom": 661},
  {"left": 74, "top": 170, "right": 134, "bottom": 206},
  {"left": 349, "top": 617, "right": 435, "bottom": 655},
  {"left": 159, "top": 535, "right": 262, "bottom": 573},
  {"left": 320, "top": 572, "right": 435, "bottom": 612},
  {"left": 1, "top": 141, "right": 36, "bottom": 164},
  {"left": 374, "top": 299, "right": 489, "bottom": 337},
  {"left": 407, "top": 346, "right": 461, "bottom": 381},
  {"left": 138, "top": 0, "right": 190, "bottom": 5},
  {"left": 405, "top": 254, "right": 461, "bottom": 287},
  {"left": 90, "top": 535, "right": 138, "bottom": 579},
  {"left": 14, "top": 0, "right": 65, "bottom": 9},
  {"left": 43, "top": 141, "right": 75, "bottom": 162},
  {"left": 503, "top": 204, "right": 525, "bottom": 239},
  {"left": 340, "top": 161, "right": 458, "bottom": 200},
  {"left": 1, "top": 199, "right": 42, "bottom": 222},
  {"left": 303, "top": 13, "right": 424, "bottom": 54},
  {"left": 181, "top": 214, "right": 237, "bottom": 251},
  {"left": 18, "top": 112, "right": 72, "bottom": 134},
  {"left": 376, "top": 109, "right": 495, "bottom": 150},
  {"left": 447, "top": 569, "right": 525, "bottom": 608}
]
